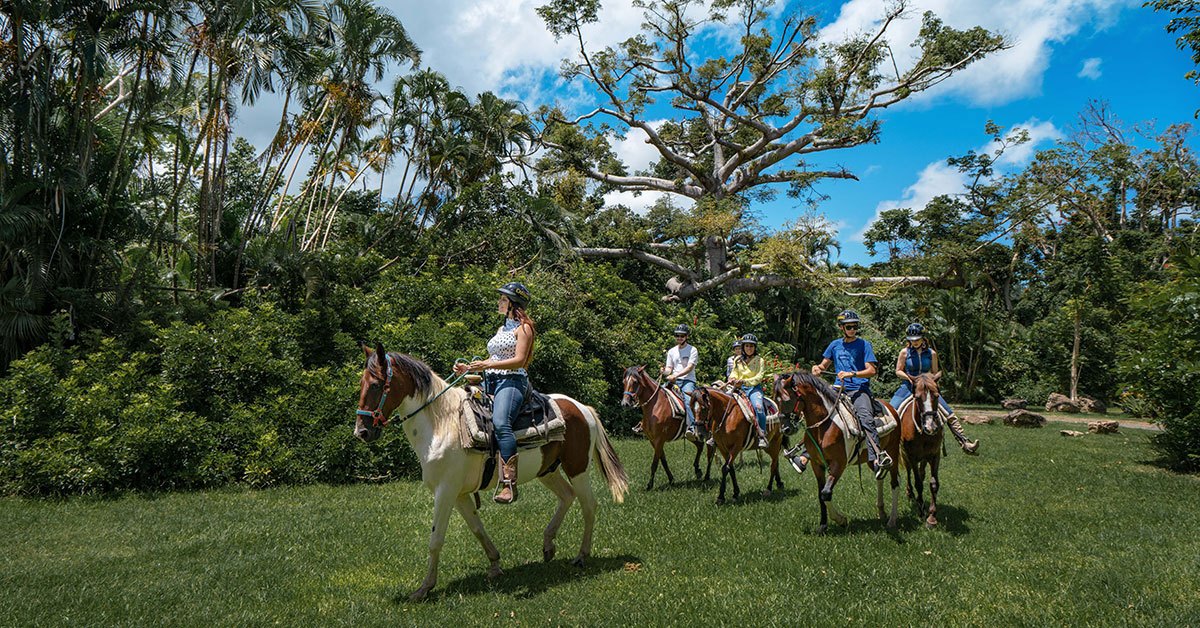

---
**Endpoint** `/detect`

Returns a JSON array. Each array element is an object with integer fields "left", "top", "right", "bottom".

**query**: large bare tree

[{"left": 536, "top": 0, "right": 1007, "bottom": 300}]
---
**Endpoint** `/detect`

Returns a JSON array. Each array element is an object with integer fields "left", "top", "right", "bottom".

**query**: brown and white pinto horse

[
  {"left": 773, "top": 372, "right": 900, "bottom": 532},
  {"left": 691, "top": 385, "right": 786, "bottom": 504},
  {"left": 621, "top": 366, "right": 715, "bottom": 488},
  {"left": 354, "top": 344, "right": 629, "bottom": 601},
  {"left": 900, "top": 373, "right": 945, "bottom": 528}
]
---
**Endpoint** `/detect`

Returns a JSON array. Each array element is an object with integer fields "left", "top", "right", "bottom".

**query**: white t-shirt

[{"left": 665, "top": 344, "right": 698, "bottom": 383}]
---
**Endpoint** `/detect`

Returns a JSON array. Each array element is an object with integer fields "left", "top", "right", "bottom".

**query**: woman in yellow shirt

[{"left": 728, "top": 333, "right": 768, "bottom": 448}]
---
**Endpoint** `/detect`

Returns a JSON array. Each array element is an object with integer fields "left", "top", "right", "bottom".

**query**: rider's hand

[
  {"left": 452, "top": 362, "right": 470, "bottom": 375},
  {"left": 837, "top": 370, "right": 856, "bottom": 380},
  {"left": 810, "top": 365, "right": 823, "bottom": 376},
  {"left": 666, "top": 374, "right": 676, "bottom": 382},
  {"left": 468, "top": 360, "right": 490, "bottom": 371}
]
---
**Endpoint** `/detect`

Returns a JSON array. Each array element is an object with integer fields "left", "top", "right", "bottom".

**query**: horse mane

[
  {"left": 788, "top": 372, "right": 840, "bottom": 413},
  {"left": 380, "top": 352, "right": 464, "bottom": 442}
]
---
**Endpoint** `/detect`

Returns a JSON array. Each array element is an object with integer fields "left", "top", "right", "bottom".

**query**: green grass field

[{"left": 2, "top": 420, "right": 1198, "bottom": 626}]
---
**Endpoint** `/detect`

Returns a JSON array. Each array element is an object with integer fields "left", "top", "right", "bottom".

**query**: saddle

[
  {"left": 459, "top": 384, "right": 566, "bottom": 451},
  {"left": 832, "top": 396, "right": 896, "bottom": 438},
  {"left": 663, "top": 386, "right": 688, "bottom": 419}
]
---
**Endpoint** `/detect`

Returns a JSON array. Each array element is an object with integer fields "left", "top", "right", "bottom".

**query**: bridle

[
  {"left": 357, "top": 355, "right": 396, "bottom": 427},
  {"left": 622, "top": 370, "right": 659, "bottom": 409}
]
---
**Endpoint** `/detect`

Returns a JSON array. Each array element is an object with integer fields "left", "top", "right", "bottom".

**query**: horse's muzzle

[{"left": 354, "top": 418, "right": 382, "bottom": 443}]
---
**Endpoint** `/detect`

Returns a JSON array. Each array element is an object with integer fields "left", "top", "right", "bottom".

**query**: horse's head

[
  {"left": 773, "top": 372, "right": 804, "bottom": 418},
  {"left": 691, "top": 385, "right": 728, "bottom": 432},
  {"left": 913, "top": 373, "right": 942, "bottom": 434},
  {"left": 355, "top": 342, "right": 428, "bottom": 442},
  {"left": 621, "top": 366, "right": 648, "bottom": 408}
]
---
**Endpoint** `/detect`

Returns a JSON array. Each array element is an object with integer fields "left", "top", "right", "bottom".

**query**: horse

[
  {"left": 621, "top": 366, "right": 715, "bottom": 489},
  {"left": 772, "top": 372, "right": 900, "bottom": 532},
  {"left": 899, "top": 373, "right": 945, "bottom": 528},
  {"left": 354, "top": 343, "right": 629, "bottom": 601},
  {"left": 691, "top": 385, "right": 786, "bottom": 504}
]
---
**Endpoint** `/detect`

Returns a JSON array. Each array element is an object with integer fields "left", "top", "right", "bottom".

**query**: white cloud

[
  {"left": 602, "top": 190, "right": 695, "bottom": 216},
  {"left": 1078, "top": 57, "right": 1103, "bottom": 79},
  {"left": 854, "top": 119, "right": 1062, "bottom": 242},
  {"left": 819, "top": 0, "right": 1134, "bottom": 106}
]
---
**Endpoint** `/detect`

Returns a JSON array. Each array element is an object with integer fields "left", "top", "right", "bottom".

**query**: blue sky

[{"left": 236, "top": 0, "right": 1199, "bottom": 265}]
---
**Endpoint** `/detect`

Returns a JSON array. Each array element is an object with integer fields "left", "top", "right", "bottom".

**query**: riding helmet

[
  {"left": 836, "top": 309, "right": 861, "bottom": 325},
  {"left": 740, "top": 333, "right": 758, "bottom": 345},
  {"left": 673, "top": 323, "right": 691, "bottom": 336},
  {"left": 497, "top": 282, "right": 531, "bottom": 308},
  {"left": 906, "top": 322, "right": 925, "bottom": 341}
]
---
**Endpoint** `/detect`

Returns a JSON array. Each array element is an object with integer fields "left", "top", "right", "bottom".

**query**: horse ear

[
  {"left": 360, "top": 341, "right": 371, "bottom": 358},
  {"left": 637, "top": 365, "right": 645, "bottom": 372},
  {"left": 375, "top": 342, "right": 386, "bottom": 363},
  {"left": 932, "top": 371, "right": 943, "bottom": 382}
]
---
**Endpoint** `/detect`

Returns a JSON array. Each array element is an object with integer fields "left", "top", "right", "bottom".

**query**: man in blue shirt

[{"left": 811, "top": 310, "right": 893, "bottom": 477}]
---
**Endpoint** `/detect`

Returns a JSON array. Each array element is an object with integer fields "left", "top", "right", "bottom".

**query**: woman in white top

[
  {"left": 662, "top": 324, "right": 699, "bottom": 438},
  {"left": 453, "top": 281, "right": 536, "bottom": 504}
]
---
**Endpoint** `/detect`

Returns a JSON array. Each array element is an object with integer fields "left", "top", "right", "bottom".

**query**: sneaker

[
  {"left": 873, "top": 452, "right": 893, "bottom": 480},
  {"left": 705, "top": 437, "right": 715, "bottom": 447},
  {"left": 756, "top": 436, "right": 768, "bottom": 449},
  {"left": 684, "top": 427, "right": 699, "bottom": 442},
  {"left": 632, "top": 422, "right": 644, "bottom": 434},
  {"left": 787, "top": 452, "right": 808, "bottom": 474}
]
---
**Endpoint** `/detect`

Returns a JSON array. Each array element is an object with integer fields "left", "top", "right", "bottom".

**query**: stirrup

[{"left": 786, "top": 452, "right": 808, "bottom": 474}]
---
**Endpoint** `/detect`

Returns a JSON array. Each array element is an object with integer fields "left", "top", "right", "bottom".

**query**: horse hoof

[
  {"left": 543, "top": 547, "right": 556, "bottom": 562},
  {"left": 887, "top": 518, "right": 898, "bottom": 530},
  {"left": 644, "top": 483, "right": 654, "bottom": 491},
  {"left": 487, "top": 564, "right": 504, "bottom": 580},
  {"left": 570, "top": 556, "right": 586, "bottom": 569},
  {"left": 816, "top": 525, "right": 828, "bottom": 535},
  {"left": 408, "top": 586, "right": 431, "bottom": 602},
  {"left": 761, "top": 489, "right": 772, "bottom": 498},
  {"left": 716, "top": 497, "right": 726, "bottom": 505},
  {"left": 925, "top": 519, "right": 937, "bottom": 529}
]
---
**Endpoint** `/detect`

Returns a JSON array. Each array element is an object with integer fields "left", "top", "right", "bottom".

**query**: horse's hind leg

[
  {"left": 728, "top": 450, "right": 742, "bottom": 501},
  {"left": 888, "top": 465, "right": 900, "bottom": 529},
  {"left": 456, "top": 495, "right": 502, "bottom": 579},
  {"left": 539, "top": 472, "right": 576, "bottom": 562},
  {"left": 567, "top": 471, "right": 598, "bottom": 568}
]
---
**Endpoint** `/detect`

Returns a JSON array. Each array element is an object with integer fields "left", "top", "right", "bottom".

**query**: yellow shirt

[{"left": 730, "top": 354, "right": 765, "bottom": 387}]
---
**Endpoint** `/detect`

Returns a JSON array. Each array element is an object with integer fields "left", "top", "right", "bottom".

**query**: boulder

[
  {"left": 1004, "top": 409, "right": 1046, "bottom": 428},
  {"left": 1001, "top": 398, "right": 1027, "bottom": 410},
  {"left": 1078, "top": 396, "right": 1107, "bottom": 414},
  {"left": 1088, "top": 420, "right": 1120, "bottom": 434},
  {"left": 1045, "top": 393, "right": 1080, "bottom": 413},
  {"left": 1060, "top": 430, "right": 1086, "bottom": 437},
  {"left": 962, "top": 415, "right": 995, "bottom": 425}
]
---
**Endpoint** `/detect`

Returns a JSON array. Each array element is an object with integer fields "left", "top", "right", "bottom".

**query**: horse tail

[{"left": 585, "top": 404, "right": 629, "bottom": 504}]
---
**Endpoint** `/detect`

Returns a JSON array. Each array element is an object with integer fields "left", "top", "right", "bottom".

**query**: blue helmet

[
  {"left": 497, "top": 282, "right": 531, "bottom": 308},
  {"left": 906, "top": 322, "right": 925, "bottom": 341}
]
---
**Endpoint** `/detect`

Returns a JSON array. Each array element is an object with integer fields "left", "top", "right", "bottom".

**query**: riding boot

[
  {"left": 494, "top": 453, "right": 519, "bottom": 504},
  {"left": 945, "top": 414, "right": 979, "bottom": 455}
]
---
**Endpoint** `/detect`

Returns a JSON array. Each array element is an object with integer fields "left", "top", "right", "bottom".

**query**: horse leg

[
  {"left": 717, "top": 455, "right": 730, "bottom": 505},
  {"left": 538, "top": 472, "right": 576, "bottom": 562},
  {"left": 905, "top": 448, "right": 915, "bottom": 500},
  {"left": 764, "top": 451, "right": 780, "bottom": 497},
  {"left": 823, "top": 467, "right": 847, "bottom": 526},
  {"left": 568, "top": 471, "right": 598, "bottom": 568},
  {"left": 927, "top": 456, "right": 941, "bottom": 529},
  {"left": 914, "top": 462, "right": 927, "bottom": 515},
  {"left": 729, "top": 452, "right": 742, "bottom": 501},
  {"left": 704, "top": 442, "right": 715, "bottom": 481},
  {"left": 876, "top": 472, "right": 886, "bottom": 521},
  {"left": 692, "top": 441, "right": 703, "bottom": 479},
  {"left": 455, "top": 495, "right": 502, "bottom": 579},
  {"left": 646, "top": 440, "right": 662, "bottom": 491},
  {"left": 888, "top": 463, "right": 900, "bottom": 530},
  {"left": 658, "top": 440, "right": 676, "bottom": 485},
  {"left": 410, "top": 489, "right": 455, "bottom": 601}
]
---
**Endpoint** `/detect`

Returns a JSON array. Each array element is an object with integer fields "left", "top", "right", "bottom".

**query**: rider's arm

[
  {"left": 930, "top": 350, "right": 941, "bottom": 379},
  {"left": 661, "top": 349, "right": 673, "bottom": 376},
  {"left": 895, "top": 348, "right": 911, "bottom": 382},
  {"left": 811, "top": 357, "right": 832, "bottom": 376}
]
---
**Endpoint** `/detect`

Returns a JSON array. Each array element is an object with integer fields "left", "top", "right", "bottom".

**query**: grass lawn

[{"left": 2, "top": 420, "right": 1198, "bottom": 626}]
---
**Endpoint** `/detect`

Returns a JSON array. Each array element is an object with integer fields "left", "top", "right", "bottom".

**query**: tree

[{"left": 535, "top": 0, "right": 1006, "bottom": 300}]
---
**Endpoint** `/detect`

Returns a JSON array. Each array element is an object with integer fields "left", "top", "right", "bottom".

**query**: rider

[
  {"left": 662, "top": 324, "right": 700, "bottom": 439},
  {"left": 453, "top": 281, "right": 536, "bottom": 505},
  {"left": 811, "top": 310, "right": 892, "bottom": 478},
  {"left": 729, "top": 333, "right": 769, "bottom": 449},
  {"left": 725, "top": 339, "right": 743, "bottom": 378},
  {"left": 891, "top": 322, "right": 979, "bottom": 454}
]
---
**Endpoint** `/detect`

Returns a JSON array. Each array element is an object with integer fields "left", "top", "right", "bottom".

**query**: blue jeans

[
  {"left": 674, "top": 380, "right": 697, "bottom": 428},
  {"left": 488, "top": 374, "right": 528, "bottom": 460},
  {"left": 742, "top": 384, "right": 766, "bottom": 432},
  {"left": 890, "top": 381, "right": 954, "bottom": 415}
]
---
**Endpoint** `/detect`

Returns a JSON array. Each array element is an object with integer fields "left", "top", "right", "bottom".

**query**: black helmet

[
  {"left": 673, "top": 324, "right": 691, "bottom": 336},
  {"left": 732, "top": 339, "right": 743, "bottom": 348},
  {"left": 740, "top": 333, "right": 758, "bottom": 345},
  {"left": 497, "top": 282, "right": 531, "bottom": 308},
  {"left": 906, "top": 322, "right": 925, "bottom": 341},
  {"left": 837, "top": 310, "right": 861, "bottom": 325}
]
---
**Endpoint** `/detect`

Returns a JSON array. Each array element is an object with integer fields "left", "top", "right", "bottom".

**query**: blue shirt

[
  {"left": 822, "top": 337, "right": 877, "bottom": 392},
  {"left": 904, "top": 346, "right": 933, "bottom": 376}
]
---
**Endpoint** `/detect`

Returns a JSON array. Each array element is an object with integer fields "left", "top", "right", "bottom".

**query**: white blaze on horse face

[{"left": 923, "top": 395, "right": 934, "bottom": 416}]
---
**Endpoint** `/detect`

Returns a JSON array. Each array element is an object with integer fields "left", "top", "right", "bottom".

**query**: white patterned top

[{"left": 486, "top": 318, "right": 527, "bottom": 375}]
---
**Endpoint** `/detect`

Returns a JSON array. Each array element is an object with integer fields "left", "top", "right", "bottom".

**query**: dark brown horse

[
  {"left": 691, "top": 385, "right": 785, "bottom": 504},
  {"left": 621, "top": 366, "right": 714, "bottom": 489},
  {"left": 773, "top": 372, "right": 900, "bottom": 532},
  {"left": 899, "top": 373, "right": 945, "bottom": 528},
  {"left": 354, "top": 344, "right": 629, "bottom": 601}
]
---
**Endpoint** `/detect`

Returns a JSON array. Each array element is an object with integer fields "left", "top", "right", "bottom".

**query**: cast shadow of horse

[
  {"left": 804, "top": 503, "right": 973, "bottom": 541},
  {"left": 395, "top": 554, "right": 642, "bottom": 602}
]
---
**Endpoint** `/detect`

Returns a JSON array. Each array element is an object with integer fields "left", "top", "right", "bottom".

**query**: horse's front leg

[
  {"left": 704, "top": 442, "right": 715, "bottom": 481},
  {"left": 823, "top": 463, "right": 847, "bottom": 527},
  {"left": 658, "top": 439, "right": 676, "bottom": 485},
  {"left": 455, "top": 495, "right": 501, "bottom": 579},
  {"left": 538, "top": 472, "right": 575, "bottom": 562},
  {"left": 692, "top": 441, "right": 704, "bottom": 479},
  {"left": 926, "top": 456, "right": 941, "bottom": 528},
  {"left": 647, "top": 440, "right": 662, "bottom": 491},
  {"left": 410, "top": 488, "right": 456, "bottom": 601}
]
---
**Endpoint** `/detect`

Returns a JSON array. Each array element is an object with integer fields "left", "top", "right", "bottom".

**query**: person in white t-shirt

[{"left": 661, "top": 324, "right": 700, "bottom": 439}]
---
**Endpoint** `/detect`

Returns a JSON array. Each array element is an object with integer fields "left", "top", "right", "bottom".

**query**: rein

[
  {"left": 623, "top": 372, "right": 662, "bottom": 409},
  {"left": 357, "top": 355, "right": 471, "bottom": 428}
]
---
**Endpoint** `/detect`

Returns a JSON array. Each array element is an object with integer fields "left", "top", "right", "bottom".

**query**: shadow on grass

[{"left": 397, "top": 554, "right": 643, "bottom": 602}]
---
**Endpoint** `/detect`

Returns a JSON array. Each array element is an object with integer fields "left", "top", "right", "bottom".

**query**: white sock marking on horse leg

[{"left": 569, "top": 472, "right": 598, "bottom": 559}]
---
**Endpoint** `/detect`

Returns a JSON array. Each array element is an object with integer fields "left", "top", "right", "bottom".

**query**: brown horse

[
  {"left": 621, "top": 366, "right": 715, "bottom": 488},
  {"left": 354, "top": 344, "right": 629, "bottom": 601},
  {"left": 773, "top": 372, "right": 900, "bottom": 532},
  {"left": 899, "top": 373, "right": 945, "bottom": 528},
  {"left": 691, "top": 385, "right": 786, "bottom": 504}
]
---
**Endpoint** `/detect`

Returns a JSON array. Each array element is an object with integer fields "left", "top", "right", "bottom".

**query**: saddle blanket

[
  {"left": 459, "top": 386, "right": 566, "bottom": 451},
  {"left": 832, "top": 396, "right": 897, "bottom": 438}
]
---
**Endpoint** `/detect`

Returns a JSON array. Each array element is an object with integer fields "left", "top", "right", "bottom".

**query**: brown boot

[
  {"left": 946, "top": 415, "right": 979, "bottom": 455},
  {"left": 494, "top": 453, "right": 519, "bottom": 504}
]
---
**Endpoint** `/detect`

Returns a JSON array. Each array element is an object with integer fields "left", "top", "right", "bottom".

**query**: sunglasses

[{"left": 843, "top": 325, "right": 859, "bottom": 331}]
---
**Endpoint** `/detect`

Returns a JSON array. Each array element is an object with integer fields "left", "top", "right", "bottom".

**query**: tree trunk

[{"left": 1070, "top": 305, "right": 1081, "bottom": 401}]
